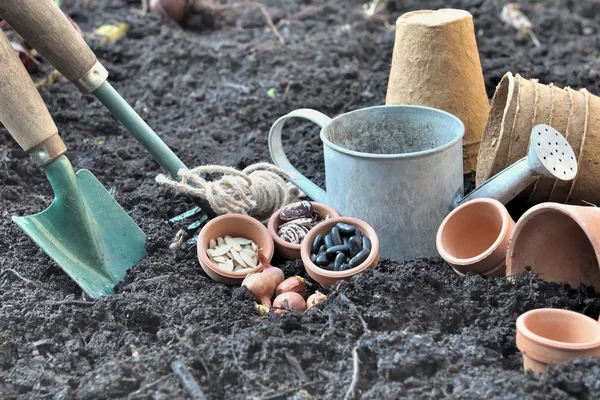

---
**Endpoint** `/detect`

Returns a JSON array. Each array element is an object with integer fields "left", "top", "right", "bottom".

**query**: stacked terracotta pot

[{"left": 476, "top": 72, "right": 600, "bottom": 205}]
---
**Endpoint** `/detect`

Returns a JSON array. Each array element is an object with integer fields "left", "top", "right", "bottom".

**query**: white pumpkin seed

[
  {"left": 207, "top": 244, "right": 231, "bottom": 257},
  {"left": 209, "top": 239, "right": 217, "bottom": 249},
  {"left": 233, "top": 265, "right": 246, "bottom": 272},
  {"left": 224, "top": 236, "right": 242, "bottom": 251},
  {"left": 239, "top": 251, "right": 256, "bottom": 268},
  {"left": 234, "top": 237, "right": 253, "bottom": 245},
  {"left": 241, "top": 248, "right": 255, "bottom": 257},
  {"left": 217, "top": 237, "right": 225, "bottom": 247},
  {"left": 230, "top": 249, "right": 248, "bottom": 268},
  {"left": 251, "top": 242, "right": 257, "bottom": 251},
  {"left": 212, "top": 256, "right": 227, "bottom": 263}
]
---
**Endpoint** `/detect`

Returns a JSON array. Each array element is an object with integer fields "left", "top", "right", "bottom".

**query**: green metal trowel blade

[{"left": 12, "top": 156, "right": 146, "bottom": 299}]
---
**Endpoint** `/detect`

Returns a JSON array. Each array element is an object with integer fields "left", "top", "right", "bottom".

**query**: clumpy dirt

[{"left": 2, "top": 0, "right": 600, "bottom": 398}]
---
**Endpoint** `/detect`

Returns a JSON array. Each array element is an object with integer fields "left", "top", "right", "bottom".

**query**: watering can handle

[
  {"left": 268, "top": 109, "right": 331, "bottom": 204},
  {"left": 0, "top": 30, "right": 66, "bottom": 164},
  {"left": 0, "top": 0, "right": 107, "bottom": 93}
]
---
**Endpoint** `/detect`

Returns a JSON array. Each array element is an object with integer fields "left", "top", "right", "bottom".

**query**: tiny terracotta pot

[
  {"left": 516, "top": 308, "right": 600, "bottom": 373},
  {"left": 197, "top": 214, "right": 274, "bottom": 285},
  {"left": 436, "top": 198, "right": 515, "bottom": 276},
  {"left": 301, "top": 217, "right": 379, "bottom": 287},
  {"left": 267, "top": 202, "right": 340, "bottom": 260},
  {"left": 507, "top": 203, "right": 600, "bottom": 290}
]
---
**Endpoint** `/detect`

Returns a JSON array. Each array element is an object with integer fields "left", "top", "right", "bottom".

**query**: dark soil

[{"left": 2, "top": 0, "right": 600, "bottom": 398}]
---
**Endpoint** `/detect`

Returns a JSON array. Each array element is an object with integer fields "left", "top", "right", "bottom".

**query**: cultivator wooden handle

[
  {"left": 0, "top": 0, "right": 107, "bottom": 93},
  {"left": 0, "top": 30, "right": 66, "bottom": 164}
]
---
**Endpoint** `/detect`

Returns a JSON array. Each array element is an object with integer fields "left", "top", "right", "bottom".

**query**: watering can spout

[{"left": 456, "top": 124, "right": 578, "bottom": 208}]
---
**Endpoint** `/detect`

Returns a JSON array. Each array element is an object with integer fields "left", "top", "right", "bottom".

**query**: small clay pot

[
  {"left": 301, "top": 217, "right": 379, "bottom": 287},
  {"left": 267, "top": 202, "right": 340, "bottom": 260},
  {"left": 516, "top": 308, "right": 600, "bottom": 373},
  {"left": 506, "top": 203, "right": 600, "bottom": 290},
  {"left": 436, "top": 198, "right": 515, "bottom": 276},
  {"left": 197, "top": 214, "right": 274, "bottom": 285}
]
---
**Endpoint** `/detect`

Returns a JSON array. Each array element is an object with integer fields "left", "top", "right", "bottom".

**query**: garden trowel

[
  {"left": 0, "top": 30, "right": 146, "bottom": 299},
  {"left": 0, "top": 0, "right": 217, "bottom": 221}
]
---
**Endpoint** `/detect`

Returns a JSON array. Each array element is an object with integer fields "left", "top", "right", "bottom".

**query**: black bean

[
  {"left": 343, "top": 236, "right": 350, "bottom": 246},
  {"left": 318, "top": 245, "right": 327, "bottom": 254},
  {"left": 327, "top": 262, "right": 336, "bottom": 270},
  {"left": 334, "top": 253, "right": 345, "bottom": 271},
  {"left": 312, "top": 234, "right": 324, "bottom": 254},
  {"left": 348, "top": 248, "right": 370, "bottom": 268},
  {"left": 324, "top": 234, "right": 335, "bottom": 249},
  {"left": 348, "top": 236, "right": 362, "bottom": 257},
  {"left": 326, "top": 245, "right": 350, "bottom": 255},
  {"left": 336, "top": 223, "right": 356, "bottom": 235},
  {"left": 331, "top": 227, "right": 343, "bottom": 246},
  {"left": 316, "top": 252, "right": 329, "bottom": 265},
  {"left": 362, "top": 236, "right": 372, "bottom": 251},
  {"left": 310, "top": 254, "right": 317, "bottom": 264}
]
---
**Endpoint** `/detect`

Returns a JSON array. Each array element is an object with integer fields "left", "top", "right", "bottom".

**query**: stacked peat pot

[{"left": 476, "top": 72, "right": 600, "bottom": 205}]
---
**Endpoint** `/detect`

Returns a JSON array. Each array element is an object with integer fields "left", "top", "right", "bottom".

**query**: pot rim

[
  {"left": 517, "top": 308, "right": 600, "bottom": 350},
  {"left": 267, "top": 201, "right": 341, "bottom": 253},
  {"left": 197, "top": 214, "right": 274, "bottom": 279},
  {"left": 436, "top": 198, "right": 510, "bottom": 266},
  {"left": 301, "top": 216, "right": 379, "bottom": 278},
  {"left": 319, "top": 105, "right": 465, "bottom": 160},
  {"left": 507, "top": 202, "right": 600, "bottom": 271}
]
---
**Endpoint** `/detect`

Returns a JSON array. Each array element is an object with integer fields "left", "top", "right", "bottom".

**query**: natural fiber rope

[{"left": 155, "top": 162, "right": 301, "bottom": 221}]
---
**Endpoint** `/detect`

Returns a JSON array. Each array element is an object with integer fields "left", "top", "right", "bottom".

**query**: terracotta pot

[
  {"left": 436, "top": 198, "right": 515, "bottom": 276},
  {"left": 301, "top": 217, "right": 379, "bottom": 287},
  {"left": 568, "top": 90, "right": 600, "bottom": 205},
  {"left": 528, "top": 85, "right": 572, "bottom": 203},
  {"left": 516, "top": 308, "right": 600, "bottom": 373},
  {"left": 476, "top": 72, "right": 519, "bottom": 186},
  {"left": 506, "top": 203, "right": 600, "bottom": 290},
  {"left": 197, "top": 214, "right": 274, "bottom": 285},
  {"left": 267, "top": 202, "right": 340, "bottom": 260},
  {"left": 550, "top": 87, "right": 588, "bottom": 202},
  {"left": 506, "top": 75, "right": 537, "bottom": 167},
  {"left": 385, "top": 9, "right": 489, "bottom": 175}
]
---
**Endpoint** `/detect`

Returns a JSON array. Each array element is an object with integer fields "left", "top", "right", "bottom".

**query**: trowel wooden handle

[
  {"left": 0, "top": 30, "right": 61, "bottom": 154},
  {"left": 0, "top": 0, "right": 97, "bottom": 83}
]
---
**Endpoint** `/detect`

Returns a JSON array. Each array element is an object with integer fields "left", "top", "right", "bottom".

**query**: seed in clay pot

[
  {"left": 310, "top": 253, "right": 318, "bottom": 264},
  {"left": 316, "top": 253, "right": 329, "bottom": 265},
  {"left": 362, "top": 236, "right": 372, "bottom": 251},
  {"left": 334, "top": 252, "right": 346, "bottom": 270},
  {"left": 324, "top": 234, "right": 335, "bottom": 249},
  {"left": 339, "top": 263, "right": 351, "bottom": 271},
  {"left": 348, "top": 248, "right": 370, "bottom": 268},
  {"left": 278, "top": 222, "right": 310, "bottom": 244},
  {"left": 326, "top": 245, "right": 350, "bottom": 255},
  {"left": 208, "top": 236, "right": 258, "bottom": 271},
  {"left": 348, "top": 236, "right": 362, "bottom": 257},
  {"left": 279, "top": 201, "right": 313, "bottom": 221},
  {"left": 318, "top": 245, "right": 327, "bottom": 254},
  {"left": 331, "top": 227, "right": 343, "bottom": 246},
  {"left": 312, "top": 234, "right": 324, "bottom": 254},
  {"left": 337, "top": 223, "right": 356, "bottom": 235}
]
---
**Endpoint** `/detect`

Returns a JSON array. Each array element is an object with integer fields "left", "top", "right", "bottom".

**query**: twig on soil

[
  {"left": 128, "top": 375, "right": 170, "bottom": 399},
  {"left": 53, "top": 300, "right": 95, "bottom": 307},
  {"left": 338, "top": 293, "right": 370, "bottom": 334},
  {"left": 171, "top": 360, "right": 207, "bottom": 400},
  {"left": 0, "top": 268, "right": 45, "bottom": 289},
  {"left": 203, "top": 1, "right": 285, "bottom": 45},
  {"left": 343, "top": 347, "right": 361, "bottom": 400},
  {"left": 284, "top": 352, "right": 308, "bottom": 381}
]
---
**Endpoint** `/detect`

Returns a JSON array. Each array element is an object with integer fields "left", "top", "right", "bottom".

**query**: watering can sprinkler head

[{"left": 457, "top": 124, "right": 578, "bottom": 207}]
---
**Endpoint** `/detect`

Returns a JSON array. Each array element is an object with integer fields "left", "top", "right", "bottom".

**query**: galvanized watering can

[
  {"left": 269, "top": 105, "right": 464, "bottom": 261},
  {"left": 269, "top": 105, "right": 578, "bottom": 262}
]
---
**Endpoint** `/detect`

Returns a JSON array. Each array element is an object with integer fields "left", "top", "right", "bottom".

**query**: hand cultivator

[{"left": 2, "top": 1, "right": 600, "bottom": 378}]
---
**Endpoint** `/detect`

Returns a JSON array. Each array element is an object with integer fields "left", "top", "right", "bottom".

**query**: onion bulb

[
  {"left": 149, "top": 0, "right": 189, "bottom": 22},
  {"left": 273, "top": 292, "right": 307, "bottom": 314},
  {"left": 307, "top": 292, "right": 327, "bottom": 309},
  {"left": 276, "top": 276, "right": 306, "bottom": 298},
  {"left": 242, "top": 272, "right": 273, "bottom": 308},
  {"left": 257, "top": 252, "right": 284, "bottom": 288}
]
